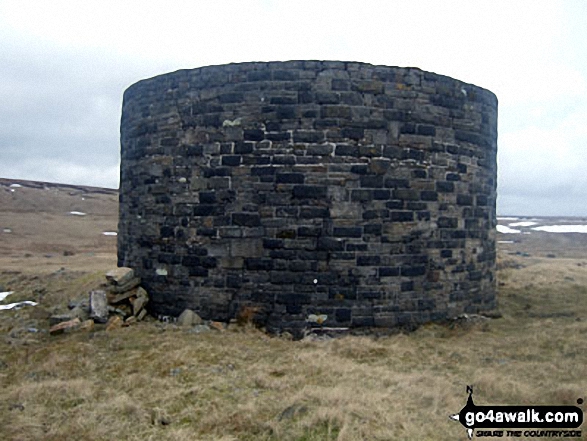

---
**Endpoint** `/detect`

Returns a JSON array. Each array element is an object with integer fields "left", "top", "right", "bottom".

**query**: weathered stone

[
  {"left": 105, "top": 267, "right": 135, "bottom": 285},
  {"left": 134, "top": 309, "right": 146, "bottom": 321},
  {"left": 131, "top": 295, "right": 148, "bottom": 317},
  {"left": 105, "top": 315, "right": 123, "bottom": 331},
  {"left": 124, "top": 316, "right": 137, "bottom": 326},
  {"left": 70, "top": 305, "right": 89, "bottom": 321},
  {"left": 177, "top": 309, "right": 203, "bottom": 327},
  {"left": 109, "top": 277, "right": 141, "bottom": 293},
  {"left": 89, "top": 290, "right": 109, "bottom": 323},
  {"left": 49, "top": 318, "right": 81, "bottom": 335},
  {"left": 79, "top": 319, "right": 95, "bottom": 332},
  {"left": 49, "top": 314, "right": 73, "bottom": 327},
  {"left": 210, "top": 321, "right": 225, "bottom": 331}
]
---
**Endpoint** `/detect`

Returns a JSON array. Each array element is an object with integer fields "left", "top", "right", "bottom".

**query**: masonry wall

[{"left": 118, "top": 61, "right": 498, "bottom": 334}]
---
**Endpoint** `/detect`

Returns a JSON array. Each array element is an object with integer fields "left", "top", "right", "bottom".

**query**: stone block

[{"left": 89, "top": 290, "right": 109, "bottom": 323}]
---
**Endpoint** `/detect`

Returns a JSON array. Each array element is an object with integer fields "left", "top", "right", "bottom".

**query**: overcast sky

[{"left": 1, "top": 0, "right": 586, "bottom": 216}]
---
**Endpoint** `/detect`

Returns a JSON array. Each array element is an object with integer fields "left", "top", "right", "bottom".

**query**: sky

[{"left": 1, "top": 0, "right": 586, "bottom": 216}]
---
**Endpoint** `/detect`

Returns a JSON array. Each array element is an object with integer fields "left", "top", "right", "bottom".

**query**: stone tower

[{"left": 118, "top": 61, "right": 497, "bottom": 334}]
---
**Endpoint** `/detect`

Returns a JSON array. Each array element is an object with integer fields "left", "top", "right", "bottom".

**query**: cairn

[{"left": 49, "top": 267, "right": 149, "bottom": 335}]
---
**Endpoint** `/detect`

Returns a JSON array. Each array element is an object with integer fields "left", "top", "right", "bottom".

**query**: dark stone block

[
  {"left": 436, "top": 181, "right": 455, "bottom": 193},
  {"left": 263, "top": 239, "right": 284, "bottom": 249},
  {"left": 341, "top": 127, "right": 364, "bottom": 140},
  {"left": 243, "top": 129, "right": 264, "bottom": 141},
  {"left": 300, "top": 207, "right": 329, "bottom": 218},
  {"left": 386, "top": 200, "right": 404, "bottom": 210},
  {"left": 384, "top": 178, "right": 410, "bottom": 189},
  {"left": 298, "top": 226, "right": 322, "bottom": 237},
  {"left": 222, "top": 155, "right": 241, "bottom": 166},
  {"left": 335, "top": 308, "right": 352, "bottom": 322},
  {"left": 199, "top": 191, "right": 216, "bottom": 203},
  {"left": 357, "top": 255, "right": 380, "bottom": 266},
  {"left": 307, "top": 144, "right": 334, "bottom": 155},
  {"left": 265, "top": 132, "right": 290, "bottom": 141},
  {"left": 293, "top": 185, "right": 328, "bottom": 199},
  {"left": 335, "top": 145, "right": 359, "bottom": 157},
  {"left": 438, "top": 217, "right": 458, "bottom": 228},
  {"left": 276, "top": 173, "right": 305, "bottom": 184},
  {"left": 351, "top": 189, "right": 373, "bottom": 202},
  {"left": 193, "top": 204, "right": 221, "bottom": 216},
  {"left": 476, "top": 195, "right": 488, "bottom": 206},
  {"left": 400, "top": 123, "right": 416, "bottom": 134},
  {"left": 293, "top": 130, "right": 325, "bottom": 143},
  {"left": 245, "top": 258, "right": 273, "bottom": 271},
  {"left": 401, "top": 265, "right": 427, "bottom": 277},
  {"left": 360, "top": 175, "right": 384, "bottom": 188},
  {"left": 440, "top": 249, "right": 453, "bottom": 258},
  {"left": 218, "top": 92, "right": 244, "bottom": 103},
  {"left": 232, "top": 212, "right": 261, "bottom": 227},
  {"left": 270, "top": 96, "right": 297, "bottom": 105},
  {"left": 188, "top": 267, "right": 208, "bottom": 277},
  {"left": 269, "top": 250, "right": 296, "bottom": 259},
  {"left": 331, "top": 79, "right": 350, "bottom": 91},
  {"left": 382, "top": 145, "right": 404, "bottom": 159},
  {"left": 351, "top": 165, "right": 369, "bottom": 174},
  {"left": 373, "top": 189, "right": 391, "bottom": 200},
  {"left": 379, "top": 267, "right": 400, "bottom": 277},
  {"left": 276, "top": 106, "right": 296, "bottom": 119},
  {"left": 457, "top": 194, "right": 473, "bottom": 206},
  {"left": 391, "top": 211, "right": 414, "bottom": 222},
  {"left": 420, "top": 191, "right": 438, "bottom": 201},
  {"left": 251, "top": 166, "right": 276, "bottom": 176},
  {"left": 364, "top": 224, "right": 382, "bottom": 235},
  {"left": 186, "top": 144, "right": 203, "bottom": 156},
  {"left": 333, "top": 227, "right": 362, "bottom": 238},
  {"left": 346, "top": 243, "right": 367, "bottom": 251},
  {"left": 271, "top": 156, "right": 295, "bottom": 165},
  {"left": 317, "top": 237, "right": 344, "bottom": 251},
  {"left": 393, "top": 189, "right": 419, "bottom": 200},
  {"left": 416, "top": 125, "right": 436, "bottom": 136},
  {"left": 316, "top": 92, "right": 340, "bottom": 104},
  {"left": 407, "top": 202, "right": 427, "bottom": 211},
  {"left": 401, "top": 281, "right": 414, "bottom": 292},
  {"left": 455, "top": 130, "right": 480, "bottom": 144}
]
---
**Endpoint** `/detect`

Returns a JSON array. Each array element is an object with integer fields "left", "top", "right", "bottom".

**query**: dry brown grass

[
  {"left": 1, "top": 263, "right": 585, "bottom": 440},
  {"left": 0, "top": 182, "right": 586, "bottom": 440}
]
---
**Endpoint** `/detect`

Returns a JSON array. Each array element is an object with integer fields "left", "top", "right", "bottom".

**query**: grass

[{"left": 1, "top": 256, "right": 586, "bottom": 441}]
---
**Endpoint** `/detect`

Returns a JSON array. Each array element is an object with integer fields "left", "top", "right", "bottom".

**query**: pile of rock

[{"left": 49, "top": 267, "right": 150, "bottom": 335}]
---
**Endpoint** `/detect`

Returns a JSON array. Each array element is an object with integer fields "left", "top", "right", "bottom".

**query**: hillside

[{"left": 0, "top": 178, "right": 118, "bottom": 273}]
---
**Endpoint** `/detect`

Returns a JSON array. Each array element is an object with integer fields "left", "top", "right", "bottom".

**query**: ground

[{"left": 0, "top": 180, "right": 585, "bottom": 441}]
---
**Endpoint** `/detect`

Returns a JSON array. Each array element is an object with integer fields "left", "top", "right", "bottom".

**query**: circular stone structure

[{"left": 117, "top": 61, "right": 497, "bottom": 334}]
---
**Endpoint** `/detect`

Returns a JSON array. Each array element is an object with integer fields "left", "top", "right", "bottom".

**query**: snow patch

[
  {"left": 3, "top": 228, "right": 12, "bottom": 233},
  {"left": 9, "top": 183, "right": 22, "bottom": 188},
  {"left": 102, "top": 231, "right": 117, "bottom": 236},
  {"left": 497, "top": 240, "right": 515, "bottom": 244},
  {"left": 0, "top": 291, "right": 14, "bottom": 302},
  {"left": 0, "top": 301, "right": 37, "bottom": 310},
  {"left": 497, "top": 217, "right": 519, "bottom": 221},
  {"left": 497, "top": 225, "right": 521, "bottom": 234},
  {"left": 532, "top": 225, "right": 587, "bottom": 234},
  {"left": 508, "top": 221, "right": 538, "bottom": 227},
  {"left": 69, "top": 211, "right": 87, "bottom": 216}
]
